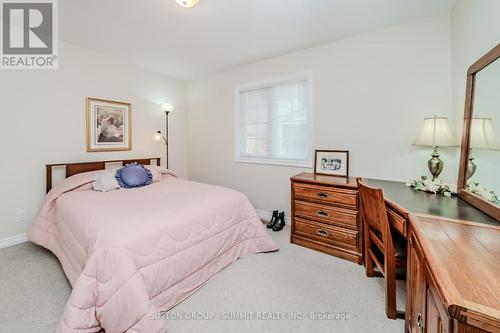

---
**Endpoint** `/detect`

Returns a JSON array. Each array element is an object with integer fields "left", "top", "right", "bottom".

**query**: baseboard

[
  {"left": 0, "top": 233, "right": 28, "bottom": 249},
  {"left": 255, "top": 209, "right": 291, "bottom": 225}
]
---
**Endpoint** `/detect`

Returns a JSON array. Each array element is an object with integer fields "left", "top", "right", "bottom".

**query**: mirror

[
  {"left": 458, "top": 44, "right": 500, "bottom": 221},
  {"left": 467, "top": 60, "right": 500, "bottom": 198}
]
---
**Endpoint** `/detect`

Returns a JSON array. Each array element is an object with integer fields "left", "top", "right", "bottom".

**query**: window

[{"left": 234, "top": 72, "right": 312, "bottom": 167}]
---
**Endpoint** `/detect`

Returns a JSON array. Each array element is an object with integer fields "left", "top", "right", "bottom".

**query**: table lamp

[
  {"left": 467, "top": 117, "right": 498, "bottom": 179},
  {"left": 414, "top": 116, "right": 457, "bottom": 180}
]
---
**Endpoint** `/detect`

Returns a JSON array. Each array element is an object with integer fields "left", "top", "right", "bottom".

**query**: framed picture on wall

[
  {"left": 86, "top": 97, "right": 132, "bottom": 152},
  {"left": 314, "top": 150, "right": 349, "bottom": 177}
]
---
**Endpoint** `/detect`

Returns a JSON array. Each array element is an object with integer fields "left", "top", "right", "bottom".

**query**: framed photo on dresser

[
  {"left": 314, "top": 150, "right": 349, "bottom": 177},
  {"left": 86, "top": 97, "right": 132, "bottom": 152}
]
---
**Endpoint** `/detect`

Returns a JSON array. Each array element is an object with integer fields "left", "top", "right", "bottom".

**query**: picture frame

[
  {"left": 314, "top": 150, "right": 349, "bottom": 177},
  {"left": 86, "top": 97, "right": 132, "bottom": 152}
]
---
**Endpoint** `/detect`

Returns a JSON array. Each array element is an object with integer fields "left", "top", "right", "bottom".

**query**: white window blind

[{"left": 235, "top": 73, "right": 311, "bottom": 167}]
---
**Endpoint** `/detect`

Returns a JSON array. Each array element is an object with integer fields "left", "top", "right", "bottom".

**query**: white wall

[
  {"left": 450, "top": 0, "right": 500, "bottom": 194},
  {"left": 187, "top": 15, "right": 455, "bottom": 217},
  {"left": 0, "top": 42, "right": 187, "bottom": 241}
]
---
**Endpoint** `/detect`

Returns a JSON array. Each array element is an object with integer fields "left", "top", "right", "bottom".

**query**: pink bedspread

[{"left": 29, "top": 171, "right": 278, "bottom": 333}]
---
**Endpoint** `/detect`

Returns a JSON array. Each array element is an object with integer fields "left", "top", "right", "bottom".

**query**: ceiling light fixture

[{"left": 175, "top": 0, "right": 199, "bottom": 8}]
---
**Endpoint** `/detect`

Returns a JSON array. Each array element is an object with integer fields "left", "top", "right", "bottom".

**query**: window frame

[{"left": 234, "top": 71, "right": 313, "bottom": 168}]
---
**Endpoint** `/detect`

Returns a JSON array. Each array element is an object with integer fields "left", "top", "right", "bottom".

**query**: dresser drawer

[
  {"left": 294, "top": 200, "right": 358, "bottom": 229},
  {"left": 294, "top": 217, "right": 358, "bottom": 250},
  {"left": 293, "top": 183, "right": 357, "bottom": 208}
]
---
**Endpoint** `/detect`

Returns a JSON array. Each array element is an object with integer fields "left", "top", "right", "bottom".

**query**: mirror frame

[{"left": 457, "top": 43, "right": 500, "bottom": 221}]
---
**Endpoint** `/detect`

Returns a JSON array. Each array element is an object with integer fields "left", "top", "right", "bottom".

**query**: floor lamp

[{"left": 155, "top": 103, "right": 174, "bottom": 169}]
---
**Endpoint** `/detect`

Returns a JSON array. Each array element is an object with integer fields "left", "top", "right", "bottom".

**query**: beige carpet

[{"left": 0, "top": 226, "right": 404, "bottom": 333}]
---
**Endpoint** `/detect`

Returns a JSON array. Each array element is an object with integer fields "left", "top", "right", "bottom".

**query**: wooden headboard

[{"left": 46, "top": 157, "right": 161, "bottom": 193}]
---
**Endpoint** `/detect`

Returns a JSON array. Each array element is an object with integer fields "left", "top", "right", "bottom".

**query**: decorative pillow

[
  {"left": 93, "top": 171, "right": 121, "bottom": 192},
  {"left": 115, "top": 163, "right": 153, "bottom": 188}
]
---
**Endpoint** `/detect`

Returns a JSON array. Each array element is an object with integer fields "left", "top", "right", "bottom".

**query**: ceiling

[{"left": 59, "top": 0, "right": 455, "bottom": 81}]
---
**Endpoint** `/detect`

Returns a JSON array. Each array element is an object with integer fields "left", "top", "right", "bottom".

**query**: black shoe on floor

[
  {"left": 272, "top": 212, "right": 286, "bottom": 231},
  {"left": 266, "top": 210, "right": 279, "bottom": 229}
]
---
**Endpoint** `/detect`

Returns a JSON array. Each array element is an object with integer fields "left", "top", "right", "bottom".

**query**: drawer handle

[
  {"left": 417, "top": 313, "right": 424, "bottom": 333},
  {"left": 317, "top": 210, "right": 329, "bottom": 217},
  {"left": 317, "top": 192, "right": 328, "bottom": 198},
  {"left": 316, "top": 229, "right": 329, "bottom": 237}
]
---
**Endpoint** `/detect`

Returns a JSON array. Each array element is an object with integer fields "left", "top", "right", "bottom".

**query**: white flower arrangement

[
  {"left": 466, "top": 182, "right": 500, "bottom": 204},
  {"left": 406, "top": 176, "right": 457, "bottom": 197}
]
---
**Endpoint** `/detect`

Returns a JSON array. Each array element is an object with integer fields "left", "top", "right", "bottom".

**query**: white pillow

[
  {"left": 144, "top": 165, "right": 162, "bottom": 182},
  {"left": 93, "top": 171, "right": 121, "bottom": 192}
]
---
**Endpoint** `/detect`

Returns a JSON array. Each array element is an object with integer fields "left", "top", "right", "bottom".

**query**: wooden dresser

[{"left": 290, "top": 173, "right": 362, "bottom": 264}]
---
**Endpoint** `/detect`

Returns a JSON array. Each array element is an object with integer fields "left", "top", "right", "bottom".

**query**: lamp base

[
  {"left": 428, "top": 146, "right": 443, "bottom": 181},
  {"left": 466, "top": 155, "right": 477, "bottom": 180}
]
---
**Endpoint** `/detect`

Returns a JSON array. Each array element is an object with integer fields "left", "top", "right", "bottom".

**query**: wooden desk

[
  {"left": 364, "top": 179, "right": 498, "bottom": 227},
  {"left": 406, "top": 215, "right": 500, "bottom": 333},
  {"left": 289, "top": 174, "right": 500, "bottom": 332},
  {"left": 362, "top": 179, "right": 500, "bottom": 333}
]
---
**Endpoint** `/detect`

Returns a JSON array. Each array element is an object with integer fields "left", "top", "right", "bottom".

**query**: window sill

[{"left": 234, "top": 157, "right": 313, "bottom": 168}]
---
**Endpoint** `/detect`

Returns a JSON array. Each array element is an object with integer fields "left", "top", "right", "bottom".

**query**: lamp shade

[
  {"left": 161, "top": 103, "right": 175, "bottom": 112},
  {"left": 414, "top": 117, "right": 457, "bottom": 147},
  {"left": 470, "top": 118, "right": 498, "bottom": 150}
]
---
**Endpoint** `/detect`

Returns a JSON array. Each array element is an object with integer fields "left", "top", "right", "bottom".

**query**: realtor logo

[{"left": 1, "top": 0, "right": 58, "bottom": 69}]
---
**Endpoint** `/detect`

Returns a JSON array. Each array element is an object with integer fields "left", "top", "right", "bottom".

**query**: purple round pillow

[{"left": 115, "top": 163, "right": 153, "bottom": 188}]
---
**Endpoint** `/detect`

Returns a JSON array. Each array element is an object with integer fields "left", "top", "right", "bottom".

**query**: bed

[{"left": 29, "top": 158, "right": 278, "bottom": 333}]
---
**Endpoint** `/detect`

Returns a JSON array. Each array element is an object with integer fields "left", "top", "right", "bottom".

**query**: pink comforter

[{"left": 29, "top": 170, "right": 278, "bottom": 333}]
